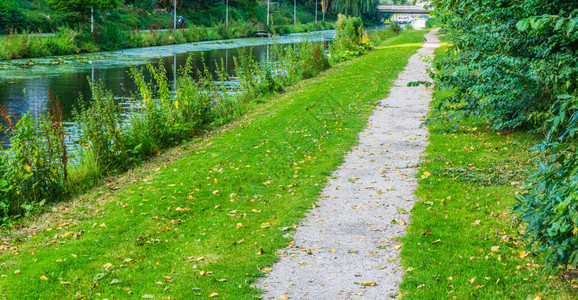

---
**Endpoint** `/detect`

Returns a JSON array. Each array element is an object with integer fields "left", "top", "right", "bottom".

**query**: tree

[
  {"left": 331, "top": 0, "right": 377, "bottom": 18},
  {"left": 47, "top": 0, "right": 122, "bottom": 29}
]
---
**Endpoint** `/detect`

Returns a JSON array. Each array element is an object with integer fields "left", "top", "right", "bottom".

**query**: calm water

[{"left": 0, "top": 30, "right": 335, "bottom": 122}]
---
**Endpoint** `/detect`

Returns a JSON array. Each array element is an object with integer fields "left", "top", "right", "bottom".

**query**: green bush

[
  {"left": 0, "top": 109, "right": 69, "bottom": 222},
  {"left": 0, "top": 0, "right": 25, "bottom": 34},
  {"left": 73, "top": 81, "right": 127, "bottom": 171},
  {"left": 329, "top": 14, "right": 374, "bottom": 64},
  {"left": 428, "top": 0, "right": 578, "bottom": 269}
]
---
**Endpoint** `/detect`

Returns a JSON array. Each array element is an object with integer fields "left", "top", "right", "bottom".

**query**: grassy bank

[
  {"left": 398, "top": 45, "right": 578, "bottom": 299},
  {"left": 0, "top": 30, "right": 427, "bottom": 299},
  {"left": 0, "top": 21, "right": 333, "bottom": 61}
]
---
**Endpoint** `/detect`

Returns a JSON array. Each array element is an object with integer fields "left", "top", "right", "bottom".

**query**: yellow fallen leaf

[
  {"left": 60, "top": 281, "right": 71, "bottom": 285},
  {"left": 491, "top": 246, "right": 500, "bottom": 252},
  {"left": 13, "top": 270, "right": 20, "bottom": 274},
  {"left": 329, "top": 249, "right": 336, "bottom": 253},
  {"left": 280, "top": 295, "right": 290, "bottom": 300},
  {"left": 431, "top": 239, "right": 441, "bottom": 244},
  {"left": 103, "top": 263, "right": 114, "bottom": 269},
  {"left": 352, "top": 205, "right": 362, "bottom": 209},
  {"left": 362, "top": 281, "right": 377, "bottom": 286},
  {"left": 40, "top": 276, "right": 48, "bottom": 280},
  {"left": 236, "top": 223, "right": 243, "bottom": 229},
  {"left": 393, "top": 245, "right": 402, "bottom": 250},
  {"left": 422, "top": 172, "right": 431, "bottom": 178},
  {"left": 520, "top": 251, "right": 529, "bottom": 258},
  {"left": 209, "top": 292, "right": 219, "bottom": 298},
  {"left": 386, "top": 258, "right": 397, "bottom": 262}
]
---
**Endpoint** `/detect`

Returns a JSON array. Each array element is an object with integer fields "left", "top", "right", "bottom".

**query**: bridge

[{"left": 377, "top": 5, "right": 432, "bottom": 15}]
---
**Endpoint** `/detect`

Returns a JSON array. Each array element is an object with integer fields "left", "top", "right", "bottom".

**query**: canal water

[{"left": 0, "top": 30, "right": 335, "bottom": 122}]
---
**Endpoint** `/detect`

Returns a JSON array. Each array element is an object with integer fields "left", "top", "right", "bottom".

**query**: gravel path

[{"left": 257, "top": 30, "right": 440, "bottom": 299}]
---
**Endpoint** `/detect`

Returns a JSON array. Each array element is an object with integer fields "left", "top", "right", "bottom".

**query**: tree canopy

[
  {"left": 331, "top": 0, "right": 377, "bottom": 18},
  {"left": 47, "top": 0, "right": 121, "bottom": 20}
]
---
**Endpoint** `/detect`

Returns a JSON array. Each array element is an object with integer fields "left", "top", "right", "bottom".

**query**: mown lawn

[
  {"left": 399, "top": 44, "right": 578, "bottom": 299},
  {"left": 0, "top": 30, "right": 428, "bottom": 299}
]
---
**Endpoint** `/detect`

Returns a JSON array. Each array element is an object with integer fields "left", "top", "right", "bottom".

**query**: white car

[{"left": 395, "top": 16, "right": 411, "bottom": 24}]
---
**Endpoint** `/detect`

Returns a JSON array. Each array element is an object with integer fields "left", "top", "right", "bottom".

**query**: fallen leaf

[
  {"left": 329, "top": 249, "right": 336, "bottom": 253},
  {"left": 40, "top": 276, "right": 48, "bottom": 280},
  {"left": 361, "top": 281, "right": 377, "bottom": 287},
  {"left": 431, "top": 239, "right": 441, "bottom": 244},
  {"left": 60, "top": 281, "right": 71, "bottom": 285},
  {"left": 280, "top": 295, "right": 290, "bottom": 300},
  {"left": 236, "top": 223, "right": 243, "bottom": 229},
  {"left": 257, "top": 247, "right": 264, "bottom": 255},
  {"left": 491, "top": 246, "right": 500, "bottom": 252},
  {"left": 393, "top": 245, "right": 402, "bottom": 250},
  {"left": 14, "top": 270, "right": 20, "bottom": 275}
]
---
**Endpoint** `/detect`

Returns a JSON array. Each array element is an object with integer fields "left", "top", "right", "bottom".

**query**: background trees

[{"left": 47, "top": 0, "right": 122, "bottom": 28}]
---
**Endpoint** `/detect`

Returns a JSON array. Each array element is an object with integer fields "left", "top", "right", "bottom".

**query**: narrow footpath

[{"left": 258, "top": 30, "right": 440, "bottom": 299}]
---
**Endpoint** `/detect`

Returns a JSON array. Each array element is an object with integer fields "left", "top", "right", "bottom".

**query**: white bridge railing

[{"left": 377, "top": 5, "right": 432, "bottom": 14}]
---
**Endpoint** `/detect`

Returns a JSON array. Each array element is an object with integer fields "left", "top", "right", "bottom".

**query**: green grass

[
  {"left": 398, "top": 44, "right": 578, "bottom": 299},
  {"left": 0, "top": 30, "right": 428, "bottom": 299}
]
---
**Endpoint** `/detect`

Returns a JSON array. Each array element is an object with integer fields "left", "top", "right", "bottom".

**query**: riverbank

[
  {"left": 0, "top": 21, "right": 333, "bottom": 61},
  {"left": 0, "top": 29, "right": 426, "bottom": 299}
]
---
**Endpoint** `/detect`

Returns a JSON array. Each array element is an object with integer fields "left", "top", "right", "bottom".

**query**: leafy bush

[
  {"left": 329, "top": 14, "right": 375, "bottom": 64},
  {"left": 0, "top": 105, "right": 69, "bottom": 221},
  {"left": 73, "top": 81, "right": 126, "bottom": 171},
  {"left": 428, "top": 0, "right": 578, "bottom": 268},
  {"left": 0, "top": 0, "right": 25, "bottom": 34}
]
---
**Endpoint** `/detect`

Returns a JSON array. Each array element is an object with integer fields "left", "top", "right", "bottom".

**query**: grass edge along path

[
  {"left": 0, "top": 30, "right": 427, "bottom": 299},
  {"left": 398, "top": 44, "right": 578, "bottom": 299}
]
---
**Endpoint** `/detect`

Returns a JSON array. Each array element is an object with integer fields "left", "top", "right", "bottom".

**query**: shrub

[
  {"left": 428, "top": 0, "right": 578, "bottom": 268},
  {"left": 73, "top": 81, "right": 127, "bottom": 171},
  {"left": 0, "top": 104, "right": 69, "bottom": 220}
]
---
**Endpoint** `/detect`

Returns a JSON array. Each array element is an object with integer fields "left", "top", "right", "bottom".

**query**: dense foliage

[{"left": 428, "top": 0, "right": 578, "bottom": 268}]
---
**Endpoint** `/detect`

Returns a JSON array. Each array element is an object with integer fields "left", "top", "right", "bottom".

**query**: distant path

[{"left": 257, "top": 30, "right": 440, "bottom": 299}]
